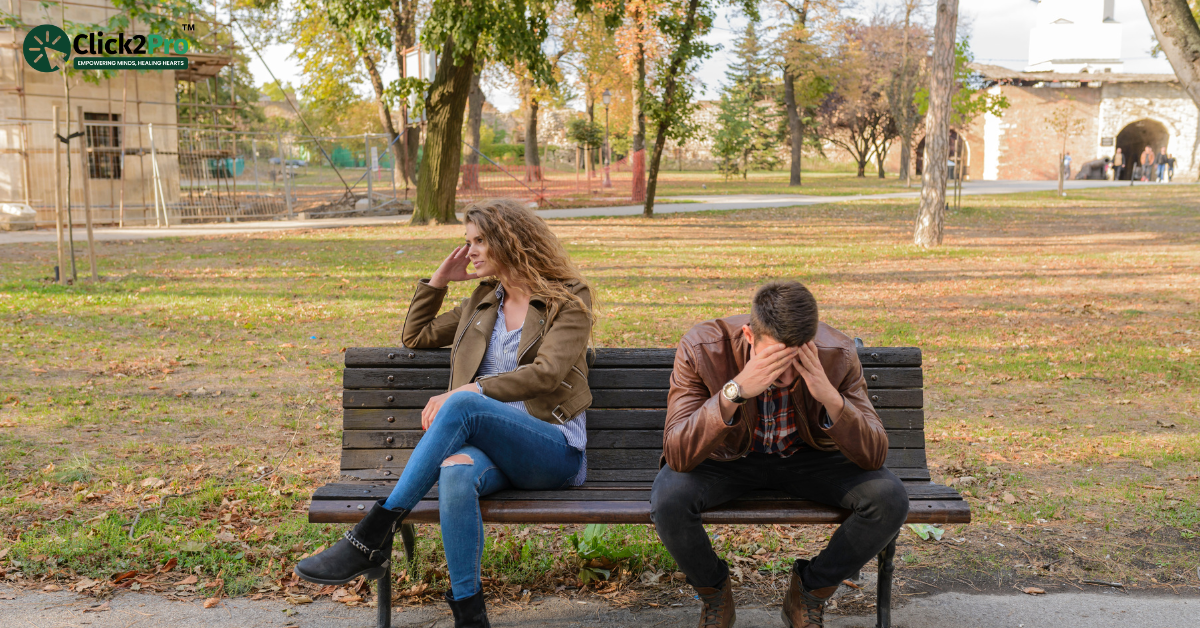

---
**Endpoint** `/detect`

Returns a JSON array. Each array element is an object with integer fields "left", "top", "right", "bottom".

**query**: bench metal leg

[
  {"left": 875, "top": 534, "right": 898, "bottom": 628},
  {"left": 376, "top": 559, "right": 392, "bottom": 628},
  {"left": 399, "top": 522, "right": 416, "bottom": 563}
]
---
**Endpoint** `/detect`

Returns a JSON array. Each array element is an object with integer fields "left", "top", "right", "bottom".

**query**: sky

[{"left": 242, "top": 0, "right": 1176, "bottom": 114}]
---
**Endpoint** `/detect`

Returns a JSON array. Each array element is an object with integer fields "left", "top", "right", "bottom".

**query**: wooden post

[
  {"left": 77, "top": 106, "right": 98, "bottom": 281},
  {"left": 279, "top": 133, "right": 293, "bottom": 219},
  {"left": 52, "top": 106, "right": 67, "bottom": 285},
  {"left": 148, "top": 123, "right": 169, "bottom": 227},
  {"left": 365, "top": 133, "right": 372, "bottom": 212}
]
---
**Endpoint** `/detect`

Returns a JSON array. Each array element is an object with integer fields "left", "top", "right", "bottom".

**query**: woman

[{"left": 296, "top": 198, "right": 594, "bottom": 627}]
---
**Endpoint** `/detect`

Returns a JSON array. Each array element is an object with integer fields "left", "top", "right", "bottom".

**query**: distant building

[
  {"left": 955, "top": 66, "right": 1198, "bottom": 182},
  {"left": 1026, "top": 0, "right": 1123, "bottom": 74},
  {"left": 911, "top": 1, "right": 1199, "bottom": 183}
]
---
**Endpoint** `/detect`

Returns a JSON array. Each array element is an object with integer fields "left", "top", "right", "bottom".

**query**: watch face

[{"left": 723, "top": 381, "right": 739, "bottom": 400}]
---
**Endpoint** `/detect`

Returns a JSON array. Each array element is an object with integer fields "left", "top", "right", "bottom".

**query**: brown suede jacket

[
  {"left": 663, "top": 314, "right": 889, "bottom": 472},
  {"left": 400, "top": 278, "right": 593, "bottom": 424}
]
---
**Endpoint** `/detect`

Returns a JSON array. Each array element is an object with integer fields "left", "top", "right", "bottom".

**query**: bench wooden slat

[
  {"left": 342, "top": 408, "right": 926, "bottom": 431},
  {"left": 341, "top": 428, "right": 927, "bottom": 450},
  {"left": 340, "top": 466, "right": 933, "bottom": 482},
  {"left": 344, "top": 388, "right": 924, "bottom": 410},
  {"left": 345, "top": 347, "right": 921, "bottom": 369},
  {"left": 340, "top": 447, "right": 927, "bottom": 472},
  {"left": 313, "top": 481, "right": 962, "bottom": 502},
  {"left": 310, "top": 496, "right": 967, "bottom": 525},
  {"left": 343, "top": 367, "right": 922, "bottom": 391}
]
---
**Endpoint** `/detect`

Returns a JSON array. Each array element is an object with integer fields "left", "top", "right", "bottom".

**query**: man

[
  {"left": 1140, "top": 146, "right": 1156, "bottom": 182},
  {"left": 651, "top": 281, "right": 907, "bottom": 628},
  {"left": 1156, "top": 148, "right": 1168, "bottom": 182},
  {"left": 1111, "top": 148, "right": 1124, "bottom": 181},
  {"left": 1062, "top": 152, "right": 1072, "bottom": 179}
]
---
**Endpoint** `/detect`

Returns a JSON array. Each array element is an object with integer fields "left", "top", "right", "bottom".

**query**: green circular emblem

[{"left": 23, "top": 24, "right": 71, "bottom": 73}]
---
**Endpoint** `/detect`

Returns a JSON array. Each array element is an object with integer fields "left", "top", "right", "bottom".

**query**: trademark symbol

[{"left": 181, "top": 23, "right": 195, "bottom": 32}]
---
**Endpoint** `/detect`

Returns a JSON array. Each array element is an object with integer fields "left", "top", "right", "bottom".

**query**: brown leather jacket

[
  {"left": 663, "top": 315, "right": 888, "bottom": 472},
  {"left": 401, "top": 278, "right": 593, "bottom": 424}
]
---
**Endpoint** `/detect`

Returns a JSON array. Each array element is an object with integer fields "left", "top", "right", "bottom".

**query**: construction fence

[
  {"left": 0, "top": 119, "right": 411, "bottom": 228},
  {"left": 0, "top": 118, "right": 647, "bottom": 228}
]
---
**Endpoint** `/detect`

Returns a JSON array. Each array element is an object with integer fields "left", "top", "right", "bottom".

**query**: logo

[{"left": 23, "top": 24, "right": 71, "bottom": 73}]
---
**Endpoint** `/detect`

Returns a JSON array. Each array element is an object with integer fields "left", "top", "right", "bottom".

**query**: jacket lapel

[
  {"left": 453, "top": 288, "right": 499, "bottom": 387},
  {"left": 515, "top": 296, "right": 548, "bottom": 362}
]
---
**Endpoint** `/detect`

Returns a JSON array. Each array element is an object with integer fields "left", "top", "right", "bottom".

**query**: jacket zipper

[{"left": 449, "top": 307, "right": 484, "bottom": 375}]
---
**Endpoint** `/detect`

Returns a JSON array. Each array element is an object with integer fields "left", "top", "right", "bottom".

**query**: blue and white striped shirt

[{"left": 474, "top": 285, "right": 588, "bottom": 486}]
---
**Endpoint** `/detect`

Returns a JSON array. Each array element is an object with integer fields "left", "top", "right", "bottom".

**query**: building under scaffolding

[{"left": 0, "top": 0, "right": 239, "bottom": 226}]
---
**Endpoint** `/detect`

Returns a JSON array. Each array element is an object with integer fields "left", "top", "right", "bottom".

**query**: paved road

[
  {"left": 2, "top": 587, "right": 1195, "bottom": 628},
  {"left": 0, "top": 179, "right": 1175, "bottom": 245}
]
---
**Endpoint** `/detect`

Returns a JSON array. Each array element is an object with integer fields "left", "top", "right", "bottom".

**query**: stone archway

[{"left": 1114, "top": 119, "right": 1169, "bottom": 180}]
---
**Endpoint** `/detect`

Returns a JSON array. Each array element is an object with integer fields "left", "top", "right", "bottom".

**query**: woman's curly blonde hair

[{"left": 464, "top": 198, "right": 595, "bottom": 326}]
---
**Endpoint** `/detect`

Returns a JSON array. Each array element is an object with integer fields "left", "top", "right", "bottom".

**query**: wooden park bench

[{"left": 308, "top": 343, "right": 970, "bottom": 628}]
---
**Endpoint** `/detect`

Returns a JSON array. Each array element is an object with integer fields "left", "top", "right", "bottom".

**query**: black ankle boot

[
  {"left": 445, "top": 589, "right": 490, "bottom": 628},
  {"left": 294, "top": 500, "right": 408, "bottom": 585}
]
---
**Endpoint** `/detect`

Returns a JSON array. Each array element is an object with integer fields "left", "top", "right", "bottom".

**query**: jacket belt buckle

[{"left": 552, "top": 406, "right": 567, "bottom": 424}]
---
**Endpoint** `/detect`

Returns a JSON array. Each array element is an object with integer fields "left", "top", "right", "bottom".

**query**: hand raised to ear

[{"left": 429, "top": 245, "right": 478, "bottom": 289}]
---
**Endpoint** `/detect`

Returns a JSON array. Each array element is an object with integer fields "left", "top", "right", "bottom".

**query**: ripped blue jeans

[{"left": 382, "top": 392, "right": 582, "bottom": 600}]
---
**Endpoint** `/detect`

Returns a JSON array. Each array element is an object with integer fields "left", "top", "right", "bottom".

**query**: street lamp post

[{"left": 602, "top": 88, "right": 612, "bottom": 188}]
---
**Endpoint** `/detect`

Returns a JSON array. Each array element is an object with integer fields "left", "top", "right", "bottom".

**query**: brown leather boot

[
  {"left": 781, "top": 559, "right": 837, "bottom": 628},
  {"left": 693, "top": 575, "right": 735, "bottom": 628}
]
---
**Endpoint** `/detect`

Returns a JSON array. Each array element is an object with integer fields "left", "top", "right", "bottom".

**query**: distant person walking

[
  {"left": 1167, "top": 154, "right": 1177, "bottom": 181},
  {"left": 1156, "top": 148, "right": 1168, "bottom": 182},
  {"left": 1139, "top": 146, "right": 1155, "bottom": 182},
  {"left": 1062, "top": 152, "right": 1072, "bottom": 179},
  {"left": 1111, "top": 148, "right": 1124, "bottom": 181}
]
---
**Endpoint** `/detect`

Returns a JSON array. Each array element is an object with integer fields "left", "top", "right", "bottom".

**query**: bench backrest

[{"left": 340, "top": 346, "right": 926, "bottom": 483}]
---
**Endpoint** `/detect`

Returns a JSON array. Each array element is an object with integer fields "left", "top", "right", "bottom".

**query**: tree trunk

[
  {"left": 1141, "top": 0, "right": 1200, "bottom": 110},
  {"left": 358, "top": 47, "right": 406, "bottom": 197},
  {"left": 462, "top": 70, "right": 484, "bottom": 190},
  {"left": 524, "top": 81, "right": 541, "bottom": 182},
  {"left": 900, "top": 141, "right": 912, "bottom": 187},
  {"left": 783, "top": 67, "right": 804, "bottom": 186},
  {"left": 914, "top": 0, "right": 958, "bottom": 248},
  {"left": 389, "top": 0, "right": 416, "bottom": 188},
  {"left": 644, "top": 0, "right": 703, "bottom": 217},
  {"left": 413, "top": 37, "right": 474, "bottom": 225},
  {"left": 856, "top": 160, "right": 867, "bottom": 177},
  {"left": 631, "top": 35, "right": 647, "bottom": 201}
]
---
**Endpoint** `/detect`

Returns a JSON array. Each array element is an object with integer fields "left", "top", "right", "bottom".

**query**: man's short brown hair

[{"left": 748, "top": 280, "right": 818, "bottom": 347}]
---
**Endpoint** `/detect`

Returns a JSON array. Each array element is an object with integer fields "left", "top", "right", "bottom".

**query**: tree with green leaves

[
  {"left": 633, "top": 0, "right": 758, "bottom": 216},
  {"left": 282, "top": 0, "right": 419, "bottom": 193},
  {"left": 774, "top": 0, "right": 841, "bottom": 186},
  {"left": 711, "top": 20, "right": 781, "bottom": 179}
]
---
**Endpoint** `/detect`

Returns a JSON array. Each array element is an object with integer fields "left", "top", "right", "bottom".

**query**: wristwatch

[{"left": 721, "top": 380, "right": 747, "bottom": 404}]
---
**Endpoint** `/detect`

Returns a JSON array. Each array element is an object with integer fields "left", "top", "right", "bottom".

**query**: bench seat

[{"left": 307, "top": 344, "right": 969, "bottom": 628}]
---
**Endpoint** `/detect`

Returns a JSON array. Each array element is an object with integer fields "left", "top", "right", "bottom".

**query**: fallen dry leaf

[
  {"left": 1022, "top": 587, "right": 1045, "bottom": 595},
  {"left": 42, "top": 584, "right": 61, "bottom": 592},
  {"left": 176, "top": 575, "right": 199, "bottom": 585},
  {"left": 285, "top": 594, "right": 313, "bottom": 605},
  {"left": 215, "top": 532, "right": 237, "bottom": 543},
  {"left": 74, "top": 578, "right": 99, "bottom": 591},
  {"left": 203, "top": 597, "right": 221, "bottom": 608},
  {"left": 1002, "top": 492, "right": 1017, "bottom": 504},
  {"left": 141, "top": 477, "right": 165, "bottom": 488},
  {"left": 82, "top": 602, "right": 111, "bottom": 613}
]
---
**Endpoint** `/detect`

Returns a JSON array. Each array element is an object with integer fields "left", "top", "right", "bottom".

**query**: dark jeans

[{"left": 650, "top": 450, "right": 908, "bottom": 591}]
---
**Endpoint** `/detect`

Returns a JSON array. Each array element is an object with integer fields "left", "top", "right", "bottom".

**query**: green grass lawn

[{"left": 0, "top": 184, "right": 1197, "bottom": 605}]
